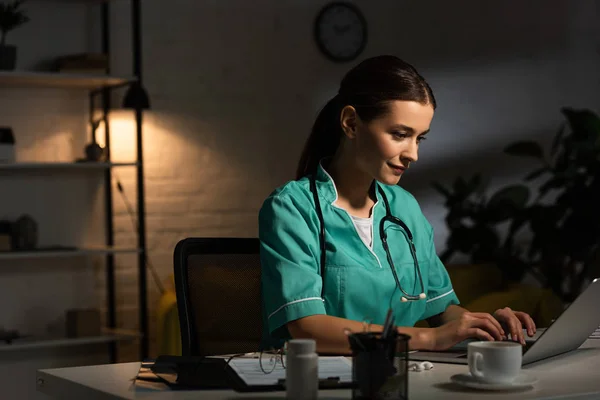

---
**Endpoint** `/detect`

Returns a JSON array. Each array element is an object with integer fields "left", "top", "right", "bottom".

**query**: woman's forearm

[
  {"left": 440, "top": 304, "right": 469, "bottom": 324},
  {"left": 426, "top": 304, "right": 469, "bottom": 327},
  {"left": 286, "top": 314, "right": 433, "bottom": 354}
]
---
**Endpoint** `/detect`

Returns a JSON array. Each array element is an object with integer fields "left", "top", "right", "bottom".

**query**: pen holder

[{"left": 348, "top": 331, "right": 410, "bottom": 400}]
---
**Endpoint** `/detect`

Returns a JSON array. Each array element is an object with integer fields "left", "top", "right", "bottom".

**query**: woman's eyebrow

[{"left": 390, "top": 124, "right": 430, "bottom": 135}]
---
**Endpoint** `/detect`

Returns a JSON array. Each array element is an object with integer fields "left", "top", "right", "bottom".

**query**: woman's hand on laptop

[
  {"left": 493, "top": 307, "right": 537, "bottom": 345},
  {"left": 429, "top": 311, "right": 506, "bottom": 351}
]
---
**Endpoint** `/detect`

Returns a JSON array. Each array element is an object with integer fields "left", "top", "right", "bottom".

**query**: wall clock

[{"left": 314, "top": 2, "right": 368, "bottom": 63}]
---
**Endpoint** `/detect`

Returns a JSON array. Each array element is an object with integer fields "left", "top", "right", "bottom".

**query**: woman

[{"left": 259, "top": 55, "right": 536, "bottom": 354}]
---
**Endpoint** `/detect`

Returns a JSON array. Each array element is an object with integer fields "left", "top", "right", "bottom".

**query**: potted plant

[
  {"left": 431, "top": 174, "right": 532, "bottom": 285},
  {"left": 433, "top": 107, "right": 600, "bottom": 303},
  {"left": 0, "top": 0, "right": 29, "bottom": 70},
  {"left": 502, "top": 107, "right": 600, "bottom": 303}
]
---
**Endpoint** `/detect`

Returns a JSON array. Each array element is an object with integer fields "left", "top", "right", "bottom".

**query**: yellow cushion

[
  {"left": 156, "top": 288, "right": 181, "bottom": 356},
  {"left": 446, "top": 263, "right": 504, "bottom": 306},
  {"left": 415, "top": 284, "right": 563, "bottom": 328}
]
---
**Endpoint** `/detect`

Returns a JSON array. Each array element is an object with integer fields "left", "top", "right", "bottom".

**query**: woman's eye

[
  {"left": 417, "top": 136, "right": 427, "bottom": 143},
  {"left": 392, "top": 131, "right": 407, "bottom": 139}
]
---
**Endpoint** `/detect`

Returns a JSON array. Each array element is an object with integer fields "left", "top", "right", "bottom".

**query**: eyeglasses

[
  {"left": 225, "top": 347, "right": 286, "bottom": 375},
  {"left": 259, "top": 348, "right": 286, "bottom": 374}
]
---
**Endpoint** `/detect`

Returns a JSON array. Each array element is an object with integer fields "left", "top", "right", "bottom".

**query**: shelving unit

[
  {"left": 0, "top": 71, "right": 134, "bottom": 89},
  {"left": 0, "top": 0, "right": 148, "bottom": 363},
  {"left": 0, "top": 247, "right": 140, "bottom": 260},
  {"left": 0, "top": 162, "right": 138, "bottom": 170}
]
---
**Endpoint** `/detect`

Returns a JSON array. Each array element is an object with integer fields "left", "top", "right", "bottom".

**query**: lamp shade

[{"left": 122, "top": 82, "right": 150, "bottom": 110}]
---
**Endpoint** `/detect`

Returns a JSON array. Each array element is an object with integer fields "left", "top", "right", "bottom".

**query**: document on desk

[{"left": 228, "top": 356, "right": 353, "bottom": 386}]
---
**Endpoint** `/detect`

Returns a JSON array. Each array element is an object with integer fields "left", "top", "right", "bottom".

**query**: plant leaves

[
  {"left": 538, "top": 177, "right": 565, "bottom": 197},
  {"left": 485, "top": 185, "right": 530, "bottom": 223},
  {"left": 488, "top": 185, "right": 530, "bottom": 210},
  {"left": 504, "top": 141, "right": 544, "bottom": 160},
  {"left": 561, "top": 107, "right": 600, "bottom": 143},
  {"left": 453, "top": 177, "right": 468, "bottom": 196},
  {"left": 431, "top": 182, "right": 451, "bottom": 199},
  {"left": 524, "top": 167, "right": 549, "bottom": 181},
  {"left": 550, "top": 123, "right": 566, "bottom": 157},
  {"left": 466, "top": 174, "right": 482, "bottom": 195}
]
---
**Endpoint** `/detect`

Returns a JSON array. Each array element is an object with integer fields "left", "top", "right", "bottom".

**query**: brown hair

[{"left": 296, "top": 55, "right": 436, "bottom": 179}]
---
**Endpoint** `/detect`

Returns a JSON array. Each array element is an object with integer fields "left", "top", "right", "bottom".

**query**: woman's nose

[{"left": 403, "top": 141, "right": 419, "bottom": 163}]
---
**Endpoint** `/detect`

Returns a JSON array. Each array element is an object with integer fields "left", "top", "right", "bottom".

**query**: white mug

[{"left": 467, "top": 341, "right": 522, "bottom": 384}]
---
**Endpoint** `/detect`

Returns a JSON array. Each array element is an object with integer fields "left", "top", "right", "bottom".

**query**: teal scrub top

[{"left": 259, "top": 163, "right": 460, "bottom": 348}]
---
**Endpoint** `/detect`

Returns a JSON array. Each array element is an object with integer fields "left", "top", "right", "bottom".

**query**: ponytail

[{"left": 295, "top": 95, "right": 344, "bottom": 180}]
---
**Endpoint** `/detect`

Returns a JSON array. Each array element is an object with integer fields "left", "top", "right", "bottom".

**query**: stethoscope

[{"left": 310, "top": 175, "right": 426, "bottom": 302}]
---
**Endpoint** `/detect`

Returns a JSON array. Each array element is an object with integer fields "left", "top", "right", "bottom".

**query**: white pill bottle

[{"left": 285, "top": 339, "right": 318, "bottom": 400}]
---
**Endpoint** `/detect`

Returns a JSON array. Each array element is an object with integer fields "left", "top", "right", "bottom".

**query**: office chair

[{"left": 173, "top": 237, "right": 263, "bottom": 356}]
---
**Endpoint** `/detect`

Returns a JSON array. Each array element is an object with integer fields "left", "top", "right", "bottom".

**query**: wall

[{"left": 102, "top": 0, "right": 600, "bottom": 358}]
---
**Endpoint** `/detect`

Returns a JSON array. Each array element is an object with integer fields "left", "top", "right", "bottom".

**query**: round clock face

[{"left": 314, "top": 2, "right": 367, "bottom": 62}]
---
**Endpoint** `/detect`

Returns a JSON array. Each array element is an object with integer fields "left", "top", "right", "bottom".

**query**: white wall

[{"left": 1, "top": 0, "right": 599, "bottom": 396}]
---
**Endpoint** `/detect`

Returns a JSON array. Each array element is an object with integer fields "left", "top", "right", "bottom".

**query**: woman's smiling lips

[{"left": 388, "top": 162, "right": 406, "bottom": 175}]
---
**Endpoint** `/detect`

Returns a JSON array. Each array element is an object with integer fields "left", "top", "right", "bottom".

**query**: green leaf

[
  {"left": 524, "top": 167, "right": 549, "bottom": 181},
  {"left": 538, "top": 177, "right": 565, "bottom": 197},
  {"left": 485, "top": 185, "right": 530, "bottom": 223},
  {"left": 466, "top": 174, "right": 482, "bottom": 195},
  {"left": 561, "top": 107, "right": 600, "bottom": 142},
  {"left": 431, "top": 182, "right": 451, "bottom": 199},
  {"left": 504, "top": 141, "right": 544, "bottom": 160},
  {"left": 488, "top": 185, "right": 530, "bottom": 210},
  {"left": 550, "top": 123, "right": 566, "bottom": 156},
  {"left": 453, "top": 177, "right": 468, "bottom": 195}
]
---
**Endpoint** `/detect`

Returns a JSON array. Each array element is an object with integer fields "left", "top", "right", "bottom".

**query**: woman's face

[{"left": 350, "top": 100, "right": 434, "bottom": 185}]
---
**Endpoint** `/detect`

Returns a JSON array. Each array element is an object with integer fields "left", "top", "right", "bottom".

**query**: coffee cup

[{"left": 467, "top": 341, "right": 522, "bottom": 384}]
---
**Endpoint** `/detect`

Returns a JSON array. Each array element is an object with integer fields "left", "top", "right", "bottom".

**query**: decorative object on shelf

[
  {"left": 0, "top": 126, "right": 14, "bottom": 162},
  {"left": 83, "top": 119, "right": 105, "bottom": 162},
  {"left": 55, "top": 53, "right": 108, "bottom": 75},
  {"left": 65, "top": 308, "right": 101, "bottom": 338},
  {"left": 0, "top": 0, "right": 30, "bottom": 71},
  {"left": 314, "top": 2, "right": 367, "bottom": 63},
  {"left": 10, "top": 213, "right": 37, "bottom": 250}
]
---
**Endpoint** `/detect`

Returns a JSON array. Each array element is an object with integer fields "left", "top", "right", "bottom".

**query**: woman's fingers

[
  {"left": 470, "top": 312, "right": 505, "bottom": 337},
  {"left": 466, "top": 327, "right": 495, "bottom": 342},
  {"left": 516, "top": 312, "right": 537, "bottom": 336},
  {"left": 505, "top": 313, "right": 525, "bottom": 344},
  {"left": 461, "top": 315, "right": 504, "bottom": 341},
  {"left": 476, "top": 317, "right": 505, "bottom": 341},
  {"left": 494, "top": 308, "right": 525, "bottom": 344}
]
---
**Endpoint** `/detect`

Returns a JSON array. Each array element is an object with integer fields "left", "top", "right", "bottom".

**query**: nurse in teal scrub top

[{"left": 259, "top": 55, "right": 537, "bottom": 354}]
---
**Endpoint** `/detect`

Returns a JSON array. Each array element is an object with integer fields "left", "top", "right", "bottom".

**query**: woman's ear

[{"left": 340, "top": 105, "right": 358, "bottom": 139}]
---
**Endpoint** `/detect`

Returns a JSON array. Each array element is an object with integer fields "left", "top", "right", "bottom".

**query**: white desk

[{"left": 37, "top": 340, "right": 600, "bottom": 400}]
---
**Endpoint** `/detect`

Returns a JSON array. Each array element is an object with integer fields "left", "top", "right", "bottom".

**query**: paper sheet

[{"left": 228, "top": 356, "right": 352, "bottom": 386}]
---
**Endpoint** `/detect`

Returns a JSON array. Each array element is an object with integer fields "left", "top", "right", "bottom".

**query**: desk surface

[{"left": 37, "top": 340, "right": 600, "bottom": 400}]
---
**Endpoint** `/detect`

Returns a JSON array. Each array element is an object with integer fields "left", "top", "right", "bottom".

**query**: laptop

[{"left": 409, "top": 277, "right": 600, "bottom": 365}]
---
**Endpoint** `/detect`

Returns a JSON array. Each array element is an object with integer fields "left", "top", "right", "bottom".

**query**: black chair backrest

[{"left": 173, "top": 237, "right": 262, "bottom": 356}]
